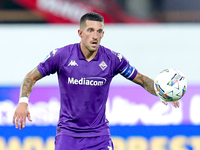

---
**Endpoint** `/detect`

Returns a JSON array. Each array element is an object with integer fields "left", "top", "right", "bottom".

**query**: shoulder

[
  {"left": 99, "top": 45, "right": 122, "bottom": 62},
  {"left": 56, "top": 43, "right": 78, "bottom": 54},
  {"left": 42, "top": 43, "right": 78, "bottom": 64},
  {"left": 49, "top": 43, "right": 79, "bottom": 60}
]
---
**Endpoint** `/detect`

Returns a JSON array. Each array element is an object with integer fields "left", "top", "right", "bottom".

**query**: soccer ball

[{"left": 154, "top": 69, "right": 187, "bottom": 101}]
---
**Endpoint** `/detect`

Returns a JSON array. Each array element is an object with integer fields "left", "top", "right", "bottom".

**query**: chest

[{"left": 60, "top": 58, "right": 113, "bottom": 79}]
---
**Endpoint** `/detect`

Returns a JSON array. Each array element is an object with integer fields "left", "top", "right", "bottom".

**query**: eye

[
  {"left": 98, "top": 30, "right": 103, "bottom": 33},
  {"left": 88, "top": 29, "right": 93, "bottom": 32}
]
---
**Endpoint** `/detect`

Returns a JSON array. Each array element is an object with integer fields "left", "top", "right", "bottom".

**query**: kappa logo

[
  {"left": 108, "top": 146, "right": 112, "bottom": 150},
  {"left": 52, "top": 49, "right": 58, "bottom": 56},
  {"left": 117, "top": 53, "right": 122, "bottom": 62},
  {"left": 43, "top": 49, "right": 58, "bottom": 62},
  {"left": 68, "top": 60, "right": 78, "bottom": 66},
  {"left": 99, "top": 61, "right": 107, "bottom": 70}
]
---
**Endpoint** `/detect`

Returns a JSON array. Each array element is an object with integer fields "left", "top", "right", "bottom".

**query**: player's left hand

[{"left": 161, "top": 100, "right": 179, "bottom": 108}]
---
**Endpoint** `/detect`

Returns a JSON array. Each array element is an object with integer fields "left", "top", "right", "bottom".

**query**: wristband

[{"left": 19, "top": 97, "right": 29, "bottom": 104}]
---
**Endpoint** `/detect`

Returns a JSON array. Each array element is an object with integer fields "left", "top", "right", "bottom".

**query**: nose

[{"left": 92, "top": 31, "right": 98, "bottom": 40}]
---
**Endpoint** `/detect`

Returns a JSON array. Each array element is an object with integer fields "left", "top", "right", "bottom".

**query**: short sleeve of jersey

[
  {"left": 37, "top": 48, "right": 62, "bottom": 77},
  {"left": 112, "top": 51, "right": 138, "bottom": 81}
]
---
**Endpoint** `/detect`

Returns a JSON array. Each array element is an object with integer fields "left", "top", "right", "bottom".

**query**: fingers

[
  {"left": 27, "top": 113, "right": 32, "bottom": 122},
  {"left": 13, "top": 115, "right": 22, "bottom": 129},
  {"left": 20, "top": 116, "right": 26, "bottom": 130},
  {"left": 13, "top": 110, "right": 32, "bottom": 130},
  {"left": 19, "top": 116, "right": 23, "bottom": 130},
  {"left": 172, "top": 101, "right": 180, "bottom": 108},
  {"left": 161, "top": 99, "right": 180, "bottom": 108},
  {"left": 15, "top": 115, "right": 19, "bottom": 129},
  {"left": 14, "top": 115, "right": 28, "bottom": 130},
  {"left": 161, "top": 100, "right": 168, "bottom": 106},
  {"left": 13, "top": 113, "right": 17, "bottom": 125}
]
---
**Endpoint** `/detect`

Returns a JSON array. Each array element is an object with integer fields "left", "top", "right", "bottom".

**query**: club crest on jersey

[
  {"left": 99, "top": 61, "right": 107, "bottom": 70},
  {"left": 68, "top": 60, "right": 78, "bottom": 66}
]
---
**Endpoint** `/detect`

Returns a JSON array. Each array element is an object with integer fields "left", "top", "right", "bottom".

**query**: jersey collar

[{"left": 77, "top": 43, "right": 100, "bottom": 61}]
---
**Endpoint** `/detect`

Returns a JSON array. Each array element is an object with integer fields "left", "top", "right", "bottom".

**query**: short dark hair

[{"left": 80, "top": 12, "right": 104, "bottom": 27}]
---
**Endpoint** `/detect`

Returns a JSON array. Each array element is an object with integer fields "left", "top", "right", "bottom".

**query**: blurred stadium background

[{"left": 0, "top": 0, "right": 200, "bottom": 150}]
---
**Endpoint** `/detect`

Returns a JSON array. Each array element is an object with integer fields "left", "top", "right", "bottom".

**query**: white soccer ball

[{"left": 154, "top": 68, "right": 187, "bottom": 101}]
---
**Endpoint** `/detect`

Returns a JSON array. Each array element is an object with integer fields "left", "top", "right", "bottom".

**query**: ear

[
  {"left": 101, "top": 31, "right": 105, "bottom": 38},
  {"left": 78, "top": 29, "right": 83, "bottom": 38}
]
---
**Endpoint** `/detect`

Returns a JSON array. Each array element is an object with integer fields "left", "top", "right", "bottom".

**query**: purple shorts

[{"left": 54, "top": 134, "right": 114, "bottom": 150}]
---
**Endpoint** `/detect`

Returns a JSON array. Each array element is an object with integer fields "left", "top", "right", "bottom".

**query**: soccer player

[{"left": 13, "top": 12, "right": 179, "bottom": 150}]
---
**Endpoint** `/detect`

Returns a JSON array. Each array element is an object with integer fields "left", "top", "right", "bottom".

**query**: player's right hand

[
  {"left": 161, "top": 99, "right": 180, "bottom": 108},
  {"left": 13, "top": 103, "right": 32, "bottom": 130}
]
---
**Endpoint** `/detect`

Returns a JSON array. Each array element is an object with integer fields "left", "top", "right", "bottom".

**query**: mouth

[{"left": 91, "top": 41, "right": 98, "bottom": 46}]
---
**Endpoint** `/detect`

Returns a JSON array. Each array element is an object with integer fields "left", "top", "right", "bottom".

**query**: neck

[{"left": 80, "top": 43, "right": 98, "bottom": 62}]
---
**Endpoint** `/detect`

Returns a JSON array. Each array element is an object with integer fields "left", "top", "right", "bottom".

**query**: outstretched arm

[
  {"left": 132, "top": 72, "right": 156, "bottom": 96},
  {"left": 13, "top": 67, "right": 43, "bottom": 130},
  {"left": 132, "top": 72, "right": 179, "bottom": 108}
]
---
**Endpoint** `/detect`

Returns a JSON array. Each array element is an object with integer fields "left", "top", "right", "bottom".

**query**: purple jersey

[{"left": 37, "top": 43, "right": 137, "bottom": 137}]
